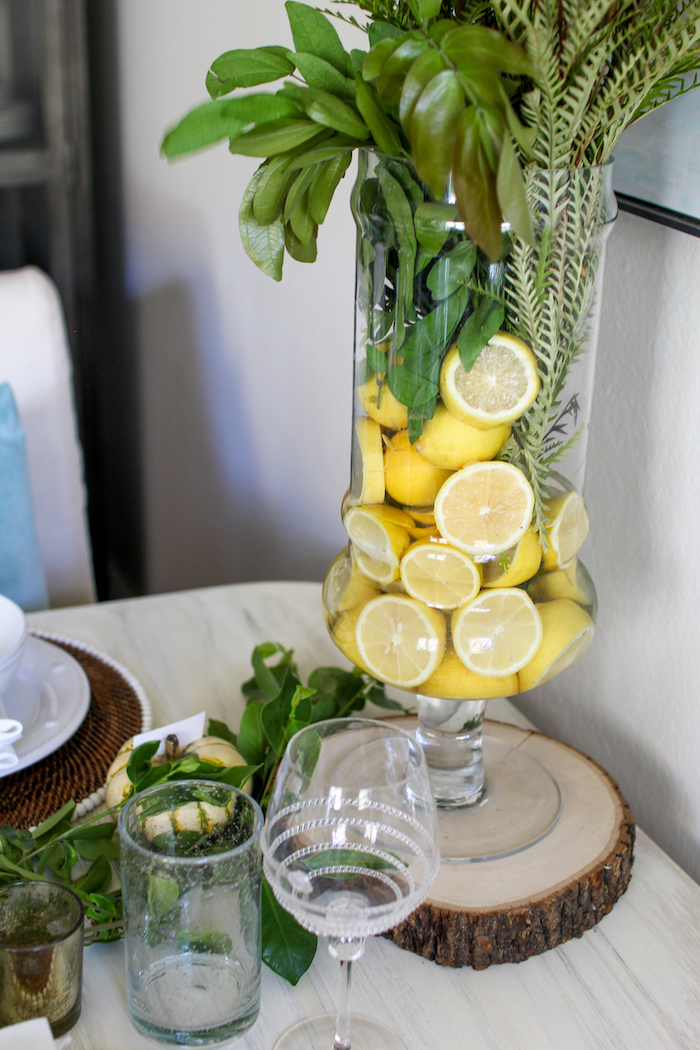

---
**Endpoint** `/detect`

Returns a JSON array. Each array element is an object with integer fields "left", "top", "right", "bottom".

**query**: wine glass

[{"left": 263, "top": 717, "right": 439, "bottom": 1050}]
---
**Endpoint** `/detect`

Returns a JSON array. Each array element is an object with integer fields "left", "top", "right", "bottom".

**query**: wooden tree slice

[{"left": 385, "top": 718, "right": 635, "bottom": 969}]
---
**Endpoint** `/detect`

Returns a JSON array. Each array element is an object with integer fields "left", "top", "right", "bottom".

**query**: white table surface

[{"left": 27, "top": 581, "right": 700, "bottom": 1050}]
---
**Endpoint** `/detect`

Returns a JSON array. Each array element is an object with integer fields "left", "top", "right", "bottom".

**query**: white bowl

[{"left": 0, "top": 595, "right": 27, "bottom": 698}]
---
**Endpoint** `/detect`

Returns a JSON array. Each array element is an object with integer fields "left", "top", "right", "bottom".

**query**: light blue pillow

[{"left": 0, "top": 382, "right": 49, "bottom": 611}]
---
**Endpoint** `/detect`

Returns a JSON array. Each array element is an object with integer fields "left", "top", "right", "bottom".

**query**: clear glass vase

[{"left": 323, "top": 150, "right": 616, "bottom": 859}]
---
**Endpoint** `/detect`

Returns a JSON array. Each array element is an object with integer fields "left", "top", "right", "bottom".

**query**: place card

[{"left": 132, "top": 711, "right": 206, "bottom": 757}]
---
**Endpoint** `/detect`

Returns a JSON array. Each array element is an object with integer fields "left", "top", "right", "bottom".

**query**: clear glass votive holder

[
  {"left": 0, "top": 881, "right": 84, "bottom": 1036},
  {"left": 119, "top": 780, "right": 263, "bottom": 1046}
]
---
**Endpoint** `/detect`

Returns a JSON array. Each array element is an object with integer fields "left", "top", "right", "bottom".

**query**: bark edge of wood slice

[{"left": 384, "top": 718, "right": 635, "bottom": 970}]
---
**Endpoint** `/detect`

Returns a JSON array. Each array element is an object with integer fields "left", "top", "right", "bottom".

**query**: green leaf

[
  {"left": 363, "top": 34, "right": 406, "bottom": 83},
  {"left": 254, "top": 155, "right": 295, "bottom": 225},
  {"left": 262, "top": 877, "right": 317, "bottom": 985},
  {"left": 496, "top": 130, "right": 534, "bottom": 245},
  {"left": 284, "top": 164, "right": 319, "bottom": 222},
  {"left": 177, "top": 930, "right": 233, "bottom": 955},
  {"left": 410, "top": 70, "right": 465, "bottom": 199},
  {"left": 236, "top": 699, "right": 268, "bottom": 766},
  {"left": 206, "top": 48, "right": 296, "bottom": 99},
  {"left": 302, "top": 89, "right": 370, "bottom": 140},
  {"left": 453, "top": 106, "right": 503, "bottom": 260},
  {"left": 399, "top": 48, "right": 446, "bottom": 133},
  {"left": 366, "top": 689, "right": 404, "bottom": 711},
  {"left": 414, "top": 201, "right": 459, "bottom": 254},
  {"left": 368, "top": 22, "right": 403, "bottom": 48},
  {"left": 426, "top": 240, "right": 476, "bottom": 298},
  {"left": 73, "top": 837, "right": 121, "bottom": 863},
  {"left": 296, "top": 728, "right": 321, "bottom": 791},
  {"left": 308, "top": 152, "right": 352, "bottom": 224},
  {"left": 239, "top": 169, "right": 285, "bottom": 281},
  {"left": 229, "top": 117, "right": 327, "bottom": 157},
  {"left": 162, "top": 95, "right": 300, "bottom": 158},
  {"left": 215, "top": 764, "right": 260, "bottom": 789},
  {"left": 441, "top": 26, "right": 535, "bottom": 77},
  {"left": 366, "top": 342, "right": 388, "bottom": 373},
  {"left": 260, "top": 700, "right": 285, "bottom": 750},
  {"left": 69, "top": 822, "right": 117, "bottom": 842},
  {"left": 354, "top": 76, "right": 403, "bottom": 157},
  {"left": 207, "top": 718, "right": 238, "bottom": 748},
  {"left": 289, "top": 191, "right": 317, "bottom": 245},
  {"left": 377, "top": 38, "right": 430, "bottom": 105},
  {"left": 148, "top": 874, "right": 179, "bottom": 923},
  {"left": 457, "top": 299, "right": 504, "bottom": 370},
  {"left": 73, "top": 854, "right": 112, "bottom": 895},
  {"left": 285, "top": 2, "right": 347, "bottom": 74},
  {"left": 285, "top": 222, "right": 318, "bottom": 262},
  {"left": 31, "top": 800, "right": 76, "bottom": 840},
  {"left": 293, "top": 52, "right": 354, "bottom": 98}
]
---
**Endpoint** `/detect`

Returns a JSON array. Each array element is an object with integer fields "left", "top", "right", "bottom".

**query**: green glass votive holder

[{"left": 0, "top": 881, "right": 84, "bottom": 1036}]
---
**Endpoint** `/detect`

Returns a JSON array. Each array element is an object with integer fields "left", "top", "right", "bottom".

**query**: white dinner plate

[{"left": 0, "top": 636, "right": 91, "bottom": 777}]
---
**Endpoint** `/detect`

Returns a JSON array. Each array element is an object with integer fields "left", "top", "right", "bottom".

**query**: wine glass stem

[{"left": 334, "top": 958, "right": 353, "bottom": 1050}]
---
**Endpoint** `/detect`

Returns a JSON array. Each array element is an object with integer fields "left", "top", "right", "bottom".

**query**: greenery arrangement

[
  {"left": 0, "top": 644, "right": 402, "bottom": 985},
  {"left": 162, "top": 0, "right": 700, "bottom": 544}
]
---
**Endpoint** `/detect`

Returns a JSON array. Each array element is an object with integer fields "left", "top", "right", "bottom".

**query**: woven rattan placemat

[{"left": 0, "top": 634, "right": 149, "bottom": 828}]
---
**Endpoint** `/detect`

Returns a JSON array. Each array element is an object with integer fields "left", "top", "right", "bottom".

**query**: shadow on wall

[
  {"left": 137, "top": 279, "right": 339, "bottom": 595},
  {"left": 515, "top": 211, "right": 700, "bottom": 881}
]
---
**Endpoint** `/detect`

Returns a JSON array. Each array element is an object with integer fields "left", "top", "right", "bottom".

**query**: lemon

[
  {"left": 541, "top": 490, "right": 589, "bottom": 569},
  {"left": 434, "top": 461, "right": 535, "bottom": 556},
  {"left": 413, "top": 404, "right": 511, "bottom": 469},
  {"left": 357, "top": 373, "right": 408, "bottom": 430},
  {"left": 368, "top": 504, "right": 415, "bottom": 529},
  {"left": 526, "top": 559, "right": 596, "bottom": 611},
  {"left": 343, "top": 505, "right": 410, "bottom": 585},
  {"left": 384, "top": 430, "right": 454, "bottom": 506},
  {"left": 406, "top": 507, "right": 436, "bottom": 526},
  {"left": 405, "top": 523, "right": 441, "bottom": 541},
  {"left": 400, "top": 540, "right": 482, "bottom": 609},
  {"left": 481, "top": 529, "right": 543, "bottom": 588},
  {"left": 422, "top": 648, "right": 519, "bottom": 699},
  {"left": 353, "top": 417, "right": 385, "bottom": 505},
  {"left": 518, "top": 598, "right": 594, "bottom": 691},
  {"left": 323, "top": 549, "right": 381, "bottom": 616},
  {"left": 452, "top": 588, "right": 543, "bottom": 677},
  {"left": 331, "top": 595, "right": 377, "bottom": 672},
  {"left": 355, "top": 594, "right": 446, "bottom": 689},
  {"left": 440, "top": 333, "right": 540, "bottom": 428}
]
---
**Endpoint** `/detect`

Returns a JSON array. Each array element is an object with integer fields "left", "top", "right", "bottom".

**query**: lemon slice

[
  {"left": 353, "top": 417, "right": 385, "bottom": 505},
  {"left": 406, "top": 507, "right": 436, "bottom": 526},
  {"left": 343, "top": 505, "right": 410, "bottom": 579},
  {"left": 357, "top": 373, "right": 408, "bottom": 430},
  {"left": 355, "top": 594, "right": 446, "bottom": 688},
  {"left": 384, "top": 430, "right": 453, "bottom": 506},
  {"left": 331, "top": 596, "right": 377, "bottom": 672},
  {"left": 541, "top": 490, "right": 589, "bottom": 570},
  {"left": 400, "top": 540, "right": 482, "bottom": 609},
  {"left": 414, "top": 404, "right": 511, "bottom": 469},
  {"left": 452, "top": 588, "right": 543, "bottom": 677},
  {"left": 368, "top": 504, "right": 415, "bottom": 529},
  {"left": 481, "top": 529, "right": 543, "bottom": 588},
  {"left": 323, "top": 549, "right": 381, "bottom": 616},
  {"left": 518, "top": 598, "right": 594, "bottom": 691},
  {"left": 434, "top": 461, "right": 535, "bottom": 555},
  {"left": 422, "top": 648, "right": 519, "bottom": 699},
  {"left": 440, "top": 333, "right": 540, "bottom": 428},
  {"left": 526, "top": 559, "right": 596, "bottom": 611},
  {"left": 353, "top": 545, "right": 401, "bottom": 585}
]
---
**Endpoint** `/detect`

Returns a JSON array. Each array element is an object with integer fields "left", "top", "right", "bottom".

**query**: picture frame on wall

[{"left": 613, "top": 86, "right": 700, "bottom": 237}]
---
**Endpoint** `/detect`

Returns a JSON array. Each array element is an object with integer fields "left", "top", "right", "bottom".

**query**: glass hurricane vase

[{"left": 323, "top": 150, "right": 616, "bottom": 860}]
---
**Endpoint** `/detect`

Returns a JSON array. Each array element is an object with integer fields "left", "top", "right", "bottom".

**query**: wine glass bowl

[{"left": 263, "top": 718, "right": 439, "bottom": 1049}]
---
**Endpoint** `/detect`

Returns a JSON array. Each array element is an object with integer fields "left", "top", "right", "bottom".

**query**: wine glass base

[
  {"left": 273, "top": 1014, "right": 407, "bottom": 1049},
  {"left": 437, "top": 734, "right": 561, "bottom": 863}
]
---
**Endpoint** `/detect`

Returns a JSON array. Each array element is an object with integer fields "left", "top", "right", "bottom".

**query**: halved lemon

[
  {"left": 384, "top": 430, "right": 453, "bottom": 507},
  {"left": 353, "top": 545, "right": 400, "bottom": 585},
  {"left": 355, "top": 594, "right": 446, "bottom": 689},
  {"left": 481, "top": 529, "right": 543, "bottom": 589},
  {"left": 352, "top": 417, "right": 385, "bottom": 505},
  {"left": 452, "top": 588, "right": 543, "bottom": 677},
  {"left": 518, "top": 598, "right": 594, "bottom": 691},
  {"left": 400, "top": 540, "right": 482, "bottom": 609},
  {"left": 323, "top": 549, "right": 381, "bottom": 617},
  {"left": 440, "top": 333, "right": 540, "bottom": 428},
  {"left": 414, "top": 404, "right": 511, "bottom": 469},
  {"left": 541, "top": 490, "right": 589, "bottom": 570},
  {"left": 343, "top": 505, "right": 410, "bottom": 584},
  {"left": 422, "top": 647, "right": 519, "bottom": 699},
  {"left": 434, "top": 461, "right": 535, "bottom": 556},
  {"left": 331, "top": 596, "right": 377, "bottom": 672},
  {"left": 526, "top": 559, "right": 596, "bottom": 611},
  {"left": 357, "top": 373, "right": 408, "bottom": 430}
]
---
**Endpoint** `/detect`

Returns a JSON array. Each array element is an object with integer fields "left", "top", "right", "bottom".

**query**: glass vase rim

[
  {"left": 118, "top": 778, "right": 263, "bottom": 866},
  {"left": 0, "top": 880, "right": 84, "bottom": 950},
  {"left": 357, "top": 146, "right": 614, "bottom": 177}
]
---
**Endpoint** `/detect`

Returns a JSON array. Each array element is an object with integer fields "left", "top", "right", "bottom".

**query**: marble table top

[{"left": 28, "top": 581, "right": 700, "bottom": 1050}]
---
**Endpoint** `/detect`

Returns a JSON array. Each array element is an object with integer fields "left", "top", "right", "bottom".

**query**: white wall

[{"left": 116, "top": 3, "right": 700, "bottom": 882}]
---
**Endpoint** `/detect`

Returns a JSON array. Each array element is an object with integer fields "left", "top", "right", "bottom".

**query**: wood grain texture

[{"left": 385, "top": 719, "right": 635, "bottom": 968}]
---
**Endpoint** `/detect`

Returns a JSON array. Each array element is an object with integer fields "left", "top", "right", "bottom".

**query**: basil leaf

[
  {"left": 236, "top": 699, "right": 267, "bottom": 766},
  {"left": 410, "top": 70, "right": 465, "bottom": 199},
  {"left": 308, "top": 152, "right": 352, "bottom": 224},
  {"left": 262, "top": 877, "right": 317, "bottom": 985},
  {"left": 457, "top": 299, "right": 504, "bottom": 370},
  {"left": 206, "top": 47, "right": 296, "bottom": 99},
  {"left": 293, "top": 52, "right": 354, "bottom": 98},
  {"left": 285, "top": 1, "right": 347, "bottom": 74},
  {"left": 239, "top": 169, "right": 285, "bottom": 280},
  {"left": 207, "top": 718, "right": 238, "bottom": 748},
  {"left": 230, "top": 117, "right": 326, "bottom": 157},
  {"left": 148, "top": 874, "right": 179, "bottom": 923},
  {"left": 354, "top": 76, "right": 403, "bottom": 157}
]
